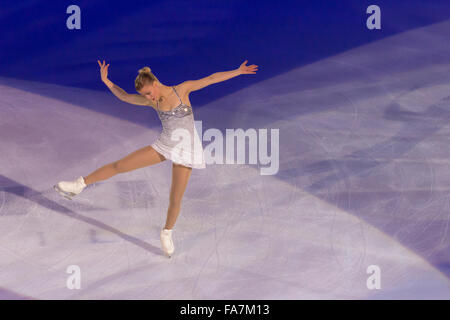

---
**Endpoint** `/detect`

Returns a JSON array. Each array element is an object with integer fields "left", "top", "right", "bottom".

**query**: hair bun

[{"left": 138, "top": 66, "right": 151, "bottom": 74}]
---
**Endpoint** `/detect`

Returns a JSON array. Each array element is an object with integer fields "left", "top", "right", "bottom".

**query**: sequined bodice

[
  {"left": 156, "top": 86, "right": 193, "bottom": 121},
  {"left": 157, "top": 102, "right": 193, "bottom": 120}
]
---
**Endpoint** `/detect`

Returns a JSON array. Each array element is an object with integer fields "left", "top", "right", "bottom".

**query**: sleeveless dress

[{"left": 151, "top": 86, "right": 206, "bottom": 169}]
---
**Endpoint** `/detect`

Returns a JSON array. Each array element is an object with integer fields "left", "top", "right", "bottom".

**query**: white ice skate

[
  {"left": 160, "top": 228, "right": 175, "bottom": 258},
  {"left": 53, "top": 176, "right": 87, "bottom": 200}
]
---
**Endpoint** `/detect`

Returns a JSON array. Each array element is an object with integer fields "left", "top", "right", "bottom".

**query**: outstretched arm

[
  {"left": 180, "top": 60, "right": 258, "bottom": 94},
  {"left": 98, "top": 60, "right": 153, "bottom": 107},
  {"left": 104, "top": 79, "right": 152, "bottom": 106}
]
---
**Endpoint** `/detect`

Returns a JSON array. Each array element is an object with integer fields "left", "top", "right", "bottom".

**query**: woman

[{"left": 54, "top": 59, "right": 258, "bottom": 257}]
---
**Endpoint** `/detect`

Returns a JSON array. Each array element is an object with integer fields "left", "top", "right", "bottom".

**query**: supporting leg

[{"left": 164, "top": 163, "right": 192, "bottom": 230}]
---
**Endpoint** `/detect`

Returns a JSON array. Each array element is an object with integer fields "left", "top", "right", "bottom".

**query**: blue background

[{"left": 1, "top": 0, "right": 449, "bottom": 107}]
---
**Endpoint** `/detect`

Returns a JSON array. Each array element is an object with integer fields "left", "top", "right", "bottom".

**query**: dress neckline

[
  {"left": 158, "top": 102, "right": 191, "bottom": 114},
  {"left": 156, "top": 86, "right": 191, "bottom": 113}
]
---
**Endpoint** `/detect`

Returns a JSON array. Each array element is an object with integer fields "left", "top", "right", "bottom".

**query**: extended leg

[
  {"left": 164, "top": 163, "right": 192, "bottom": 230},
  {"left": 83, "top": 145, "right": 166, "bottom": 185}
]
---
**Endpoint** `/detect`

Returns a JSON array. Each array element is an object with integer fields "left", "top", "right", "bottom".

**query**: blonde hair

[{"left": 135, "top": 66, "right": 159, "bottom": 91}]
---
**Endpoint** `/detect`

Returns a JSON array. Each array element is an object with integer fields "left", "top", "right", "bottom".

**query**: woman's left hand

[{"left": 238, "top": 60, "right": 258, "bottom": 74}]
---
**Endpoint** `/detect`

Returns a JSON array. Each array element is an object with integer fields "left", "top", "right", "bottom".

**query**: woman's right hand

[{"left": 97, "top": 60, "right": 110, "bottom": 83}]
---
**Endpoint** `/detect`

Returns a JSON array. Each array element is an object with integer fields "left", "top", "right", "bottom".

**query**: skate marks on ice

[{"left": 0, "top": 175, "right": 161, "bottom": 255}]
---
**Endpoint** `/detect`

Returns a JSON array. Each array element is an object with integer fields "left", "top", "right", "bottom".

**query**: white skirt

[{"left": 151, "top": 127, "right": 206, "bottom": 169}]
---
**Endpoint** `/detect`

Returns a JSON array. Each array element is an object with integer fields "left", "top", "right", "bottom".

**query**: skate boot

[
  {"left": 53, "top": 176, "right": 87, "bottom": 200},
  {"left": 160, "top": 228, "right": 175, "bottom": 258}
]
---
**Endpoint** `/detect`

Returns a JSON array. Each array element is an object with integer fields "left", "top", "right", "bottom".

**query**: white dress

[{"left": 151, "top": 86, "right": 206, "bottom": 169}]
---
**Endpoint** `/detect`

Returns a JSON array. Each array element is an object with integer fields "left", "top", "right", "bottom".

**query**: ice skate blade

[{"left": 53, "top": 185, "right": 75, "bottom": 200}]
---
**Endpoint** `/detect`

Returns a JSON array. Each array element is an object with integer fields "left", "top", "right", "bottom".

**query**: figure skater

[{"left": 54, "top": 59, "right": 258, "bottom": 257}]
